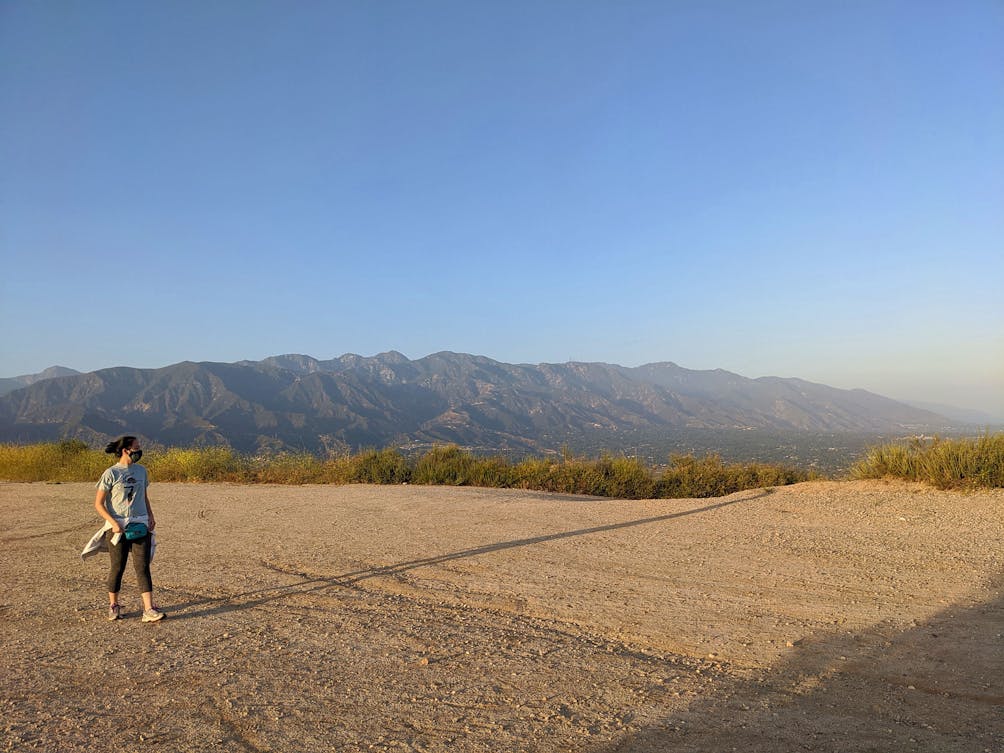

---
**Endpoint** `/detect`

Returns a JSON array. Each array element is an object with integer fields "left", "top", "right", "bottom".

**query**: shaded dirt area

[{"left": 1, "top": 480, "right": 1001, "bottom": 752}]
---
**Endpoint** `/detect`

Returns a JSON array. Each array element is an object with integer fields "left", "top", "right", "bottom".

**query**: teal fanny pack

[{"left": 123, "top": 522, "right": 148, "bottom": 540}]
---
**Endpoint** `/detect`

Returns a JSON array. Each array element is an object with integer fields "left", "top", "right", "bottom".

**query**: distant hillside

[
  {"left": 904, "top": 400, "right": 1003, "bottom": 427},
  {"left": 0, "top": 366, "right": 81, "bottom": 397},
  {"left": 0, "top": 352, "right": 956, "bottom": 453}
]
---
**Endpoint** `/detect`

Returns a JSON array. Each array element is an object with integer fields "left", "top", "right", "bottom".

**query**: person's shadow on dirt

[
  {"left": 599, "top": 574, "right": 1003, "bottom": 753},
  {"left": 165, "top": 490, "right": 771, "bottom": 619}
]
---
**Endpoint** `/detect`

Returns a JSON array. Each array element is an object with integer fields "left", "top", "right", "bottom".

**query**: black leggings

[{"left": 106, "top": 531, "right": 153, "bottom": 594}]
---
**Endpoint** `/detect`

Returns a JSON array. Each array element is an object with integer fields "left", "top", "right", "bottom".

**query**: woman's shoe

[{"left": 141, "top": 607, "right": 165, "bottom": 622}]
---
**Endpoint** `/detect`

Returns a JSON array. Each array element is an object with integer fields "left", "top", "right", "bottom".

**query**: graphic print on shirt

[{"left": 123, "top": 475, "right": 137, "bottom": 504}]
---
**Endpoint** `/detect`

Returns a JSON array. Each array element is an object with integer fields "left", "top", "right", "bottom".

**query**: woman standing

[{"left": 94, "top": 435, "right": 164, "bottom": 622}]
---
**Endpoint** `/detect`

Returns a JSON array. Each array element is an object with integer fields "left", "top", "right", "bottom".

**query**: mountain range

[{"left": 0, "top": 352, "right": 960, "bottom": 454}]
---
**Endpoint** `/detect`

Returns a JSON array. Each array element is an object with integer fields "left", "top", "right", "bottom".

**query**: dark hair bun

[{"left": 104, "top": 435, "right": 137, "bottom": 455}]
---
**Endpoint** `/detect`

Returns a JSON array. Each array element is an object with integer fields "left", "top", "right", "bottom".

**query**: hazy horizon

[{"left": 3, "top": 3, "right": 1001, "bottom": 418}]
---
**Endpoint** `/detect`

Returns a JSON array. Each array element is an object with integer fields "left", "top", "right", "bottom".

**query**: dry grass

[{"left": 851, "top": 433, "right": 1004, "bottom": 489}]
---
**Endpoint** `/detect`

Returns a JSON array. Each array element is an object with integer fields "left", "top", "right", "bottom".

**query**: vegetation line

[
  {"left": 2, "top": 434, "right": 1000, "bottom": 496},
  {"left": 1, "top": 442, "right": 809, "bottom": 499}
]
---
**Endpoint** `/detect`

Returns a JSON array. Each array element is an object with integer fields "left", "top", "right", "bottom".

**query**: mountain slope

[{"left": 0, "top": 352, "right": 954, "bottom": 452}]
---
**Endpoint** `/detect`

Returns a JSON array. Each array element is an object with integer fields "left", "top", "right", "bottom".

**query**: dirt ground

[{"left": 1, "top": 479, "right": 1001, "bottom": 752}]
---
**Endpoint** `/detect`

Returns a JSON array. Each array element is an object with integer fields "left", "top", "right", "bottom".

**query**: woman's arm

[{"left": 94, "top": 489, "right": 122, "bottom": 533}]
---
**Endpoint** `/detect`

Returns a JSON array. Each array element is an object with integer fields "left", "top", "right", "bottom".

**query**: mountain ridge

[{"left": 0, "top": 352, "right": 959, "bottom": 453}]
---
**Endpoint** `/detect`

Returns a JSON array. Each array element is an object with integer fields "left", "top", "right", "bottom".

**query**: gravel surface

[{"left": 1, "top": 479, "right": 1001, "bottom": 752}]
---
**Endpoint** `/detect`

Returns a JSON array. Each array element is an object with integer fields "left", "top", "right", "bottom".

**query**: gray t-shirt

[{"left": 96, "top": 463, "right": 149, "bottom": 521}]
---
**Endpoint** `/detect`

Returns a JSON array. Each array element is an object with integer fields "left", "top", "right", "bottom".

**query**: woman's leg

[
  {"left": 131, "top": 535, "right": 155, "bottom": 608},
  {"left": 106, "top": 531, "right": 129, "bottom": 603}
]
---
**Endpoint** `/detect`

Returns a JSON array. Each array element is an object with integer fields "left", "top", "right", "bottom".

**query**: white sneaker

[{"left": 141, "top": 607, "right": 165, "bottom": 623}]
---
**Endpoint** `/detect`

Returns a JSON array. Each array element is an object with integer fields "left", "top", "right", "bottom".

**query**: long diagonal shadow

[{"left": 168, "top": 490, "right": 770, "bottom": 619}]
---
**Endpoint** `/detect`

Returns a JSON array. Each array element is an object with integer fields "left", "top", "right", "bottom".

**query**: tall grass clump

[
  {"left": 587, "top": 454, "right": 657, "bottom": 498},
  {"left": 249, "top": 452, "right": 325, "bottom": 484},
  {"left": 412, "top": 445, "right": 474, "bottom": 485},
  {"left": 656, "top": 453, "right": 810, "bottom": 499},
  {"left": 463, "top": 455, "right": 518, "bottom": 488},
  {"left": 147, "top": 446, "right": 249, "bottom": 482},
  {"left": 548, "top": 453, "right": 656, "bottom": 498},
  {"left": 409, "top": 447, "right": 656, "bottom": 498},
  {"left": 852, "top": 433, "right": 1004, "bottom": 489},
  {"left": 0, "top": 439, "right": 107, "bottom": 481},
  {"left": 411, "top": 445, "right": 512, "bottom": 486},
  {"left": 321, "top": 448, "right": 413, "bottom": 484}
]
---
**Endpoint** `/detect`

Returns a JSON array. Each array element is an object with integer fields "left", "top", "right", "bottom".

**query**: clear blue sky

[{"left": 2, "top": 1, "right": 1002, "bottom": 417}]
